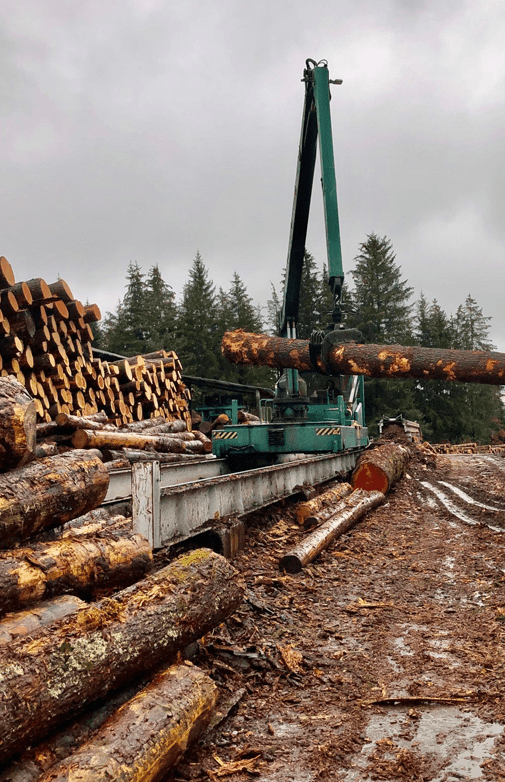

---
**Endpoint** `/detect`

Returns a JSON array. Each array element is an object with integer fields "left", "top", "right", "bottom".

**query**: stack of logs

[
  {"left": 0, "top": 375, "right": 243, "bottom": 778},
  {"left": 421, "top": 442, "right": 505, "bottom": 455},
  {"left": 0, "top": 256, "right": 191, "bottom": 426}
]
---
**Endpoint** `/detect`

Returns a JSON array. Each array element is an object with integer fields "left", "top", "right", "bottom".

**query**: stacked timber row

[
  {"left": 0, "top": 256, "right": 191, "bottom": 426},
  {"left": 0, "top": 375, "right": 244, "bottom": 775}
]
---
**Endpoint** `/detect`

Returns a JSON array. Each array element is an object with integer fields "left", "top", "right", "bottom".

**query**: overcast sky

[{"left": 1, "top": 0, "right": 504, "bottom": 350}]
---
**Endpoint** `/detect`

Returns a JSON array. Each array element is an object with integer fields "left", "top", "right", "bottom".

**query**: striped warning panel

[
  {"left": 315, "top": 427, "right": 341, "bottom": 436},
  {"left": 213, "top": 431, "right": 238, "bottom": 439}
]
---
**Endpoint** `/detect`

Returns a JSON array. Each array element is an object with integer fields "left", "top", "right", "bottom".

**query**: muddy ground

[{"left": 166, "top": 450, "right": 505, "bottom": 781}]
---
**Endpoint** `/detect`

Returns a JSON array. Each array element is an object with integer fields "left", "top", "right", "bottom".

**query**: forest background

[{"left": 93, "top": 234, "right": 505, "bottom": 443}]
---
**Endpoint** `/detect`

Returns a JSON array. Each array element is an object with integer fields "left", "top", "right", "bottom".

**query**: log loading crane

[{"left": 212, "top": 58, "right": 369, "bottom": 463}]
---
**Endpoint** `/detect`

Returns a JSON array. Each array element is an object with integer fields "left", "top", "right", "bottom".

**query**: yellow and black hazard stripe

[
  {"left": 213, "top": 431, "right": 238, "bottom": 439},
  {"left": 315, "top": 427, "right": 341, "bottom": 436}
]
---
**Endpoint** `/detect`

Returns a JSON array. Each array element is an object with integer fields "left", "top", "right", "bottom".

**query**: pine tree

[{"left": 176, "top": 252, "right": 220, "bottom": 378}]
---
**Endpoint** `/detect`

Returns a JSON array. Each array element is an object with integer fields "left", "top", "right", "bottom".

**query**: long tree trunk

[
  {"left": 0, "top": 532, "right": 152, "bottom": 615},
  {"left": 351, "top": 442, "right": 411, "bottom": 494},
  {"left": 36, "top": 662, "right": 218, "bottom": 782},
  {"left": 0, "top": 450, "right": 109, "bottom": 547},
  {"left": 71, "top": 429, "right": 205, "bottom": 454},
  {"left": 279, "top": 490, "right": 385, "bottom": 573},
  {"left": 0, "top": 548, "right": 242, "bottom": 764},
  {"left": 221, "top": 329, "right": 505, "bottom": 385},
  {"left": 295, "top": 482, "right": 352, "bottom": 527},
  {"left": 0, "top": 376, "right": 37, "bottom": 471}
]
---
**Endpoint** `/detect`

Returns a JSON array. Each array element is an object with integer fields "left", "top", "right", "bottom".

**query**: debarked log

[
  {"left": 0, "top": 375, "right": 37, "bottom": 471},
  {"left": 0, "top": 548, "right": 243, "bottom": 763},
  {"left": 0, "top": 596, "right": 85, "bottom": 645},
  {"left": 221, "top": 329, "right": 505, "bottom": 385},
  {"left": 351, "top": 441, "right": 411, "bottom": 494},
  {"left": 36, "top": 662, "right": 218, "bottom": 782},
  {"left": 0, "top": 450, "right": 109, "bottom": 547},
  {"left": 295, "top": 482, "right": 352, "bottom": 527},
  {"left": 0, "top": 532, "right": 152, "bottom": 615},
  {"left": 279, "top": 490, "right": 385, "bottom": 573},
  {"left": 103, "top": 449, "right": 213, "bottom": 464}
]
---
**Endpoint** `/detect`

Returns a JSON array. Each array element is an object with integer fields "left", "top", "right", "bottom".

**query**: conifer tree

[
  {"left": 143, "top": 264, "right": 177, "bottom": 352},
  {"left": 347, "top": 234, "right": 419, "bottom": 433},
  {"left": 176, "top": 252, "right": 220, "bottom": 377},
  {"left": 102, "top": 261, "right": 148, "bottom": 355}
]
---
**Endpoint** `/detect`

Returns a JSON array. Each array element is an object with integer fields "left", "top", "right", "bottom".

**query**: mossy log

[
  {"left": 0, "top": 596, "right": 85, "bottom": 645},
  {"left": 36, "top": 662, "right": 217, "bottom": 782},
  {"left": 295, "top": 482, "right": 352, "bottom": 527},
  {"left": 351, "top": 442, "right": 411, "bottom": 494},
  {"left": 0, "top": 548, "right": 243, "bottom": 764},
  {"left": 0, "top": 531, "right": 151, "bottom": 615},
  {"left": 0, "top": 450, "right": 109, "bottom": 547},
  {"left": 221, "top": 329, "right": 505, "bottom": 385},
  {"left": 280, "top": 490, "right": 385, "bottom": 573},
  {"left": 0, "top": 375, "right": 37, "bottom": 471}
]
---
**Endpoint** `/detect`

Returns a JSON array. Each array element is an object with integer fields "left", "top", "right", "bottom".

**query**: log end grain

[{"left": 351, "top": 462, "right": 390, "bottom": 493}]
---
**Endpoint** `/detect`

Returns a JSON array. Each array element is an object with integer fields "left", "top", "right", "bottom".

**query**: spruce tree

[
  {"left": 450, "top": 296, "right": 503, "bottom": 443},
  {"left": 176, "top": 252, "right": 220, "bottom": 378},
  {"left": 348, "top": 234, "right": 419, "bottom": 433},
  {"left": 143, "top": 264, "right": 177, "bottom": 352},
  {"left": 102, "top": 261, "right": 148, "bottom": 356}
]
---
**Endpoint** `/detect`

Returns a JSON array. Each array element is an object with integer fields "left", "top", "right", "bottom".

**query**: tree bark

[
  {"left": 295, "top": 482, "right": 352, "bottom": 527},
  {"left": 36, "top": 662, "right": 218, "bottom": 782},
  {"left": 351, "top": 442, "right": 411, "bottom": 494},
  {"left": 0, "top": 376, "right": 37, "bottom": 471},
  {"left": 0, "top": 450, "right": 109, "bottom": 547},
  {"left": 221, "top": 329, "right": 505, "bottom": 385},
  {"left": 279, "top": 490, "right": 385, "bottom": 573},
  {"left": 0, "top": 548, "right": 242, "bottom": 764},
  {"left": 0, "top": 595, "right": 85, "bottom": 645},
  {"left": 0, "top": 532, "right": 152, "bottom": 614}
]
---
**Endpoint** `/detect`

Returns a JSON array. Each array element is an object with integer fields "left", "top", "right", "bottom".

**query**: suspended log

[
  {"left": 72, "top": 429, "right": 188, "bottom": 453},
  {"left": 0, "top": 375, "right": 37, "bottom": 471},
  {"left": 0, "top": 450, "right": 109, "bottom": 547},
  {"left": 0, "top": 549, "right": 243, "bottom": 764},
  {"left": 295, "top": 482, "right": 352, "bottom": 527},
  {"left": 351, "top": 441, "right": 411, "bottom": 494},
  {"left": 0, "top": 532, "right": 152, "bottom": 614},
  {"left": 0, "top": 596, "right": 85, "bottom": 645},
  {"left": 279, "top": 490, "right": 385, "bottom": 573},
  {"left": 237, "top": 410, "right": 260, "bottom": 424},
  {"left": 36, "top": 662, "right": 217, "bottom": 782},
  {"left": 221, "top": 329, "right": 505, "bottom": 385}
]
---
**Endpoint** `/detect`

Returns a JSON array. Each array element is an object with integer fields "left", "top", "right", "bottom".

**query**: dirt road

[{"left": 166, "top": 449, "right": 505, "bottom": 781}]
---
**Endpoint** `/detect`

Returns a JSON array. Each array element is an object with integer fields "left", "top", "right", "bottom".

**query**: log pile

[
  {"left": 0, "top": 257, "right": 191, "bottom": 426},
  {"left": 420, "top": 441, "right": 505, "bottom": 455},
  {"left": 0, "top": 375, "right": 244, "bottom": 776}
]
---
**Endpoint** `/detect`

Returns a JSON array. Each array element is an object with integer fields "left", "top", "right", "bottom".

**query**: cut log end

[{"left": 351, "top": 463, "right": 390, "bottom": 493}]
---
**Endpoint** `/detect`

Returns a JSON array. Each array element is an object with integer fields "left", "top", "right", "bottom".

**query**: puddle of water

[
  {"left": 342, "top": 705, "right": 503, "bottom": 782},
  {"left": 393, "top": 636, "right": 414, "bottom": 656}
]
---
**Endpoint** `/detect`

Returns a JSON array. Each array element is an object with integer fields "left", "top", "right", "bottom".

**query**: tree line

[{"left": 95, "top": 236, "right": 504, "bottom": 443}]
